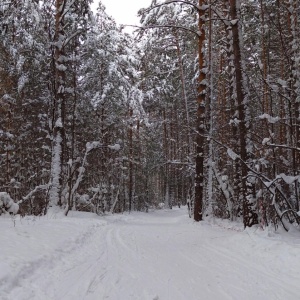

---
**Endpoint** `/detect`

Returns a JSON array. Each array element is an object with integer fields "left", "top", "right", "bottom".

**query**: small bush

[{"left": 0, "top": 192, "right": 19, "bottom": 215}]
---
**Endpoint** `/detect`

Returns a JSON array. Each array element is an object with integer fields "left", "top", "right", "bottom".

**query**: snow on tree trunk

[
  {"left": 229, "top": 0, "right": 258, "bottom": 227},
  {"left": 194, "top": 0, "right": 207, "bottom": 222},
  {"left": 49, "top": 125, "right": 63, "bottom": 205},
  {"left": 49, "top": 0, "right": 66, "bottom": 206}
]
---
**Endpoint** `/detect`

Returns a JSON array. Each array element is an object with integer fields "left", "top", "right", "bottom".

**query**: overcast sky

[{"left": 91, "top": 0, "right": 152, "bottom": 32}]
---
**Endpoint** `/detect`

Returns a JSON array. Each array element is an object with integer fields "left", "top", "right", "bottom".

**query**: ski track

[{"left": 1, "top": 208, "right": 300, "bottom": 300}]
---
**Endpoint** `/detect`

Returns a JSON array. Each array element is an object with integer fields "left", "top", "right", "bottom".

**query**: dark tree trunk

[
  {"left": 49, "top": 0, "right": 66, "bottom": 206},
  {"left": 229, "top": 0, "right": 258, "bottom": 227},
  {"left": 194, "top": 0, "right": 207, "bottom": 222}
]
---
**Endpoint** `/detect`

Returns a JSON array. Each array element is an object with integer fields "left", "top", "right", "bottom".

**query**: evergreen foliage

[{"left": 0, "top": 0, "right": 299, "bottom": 230}]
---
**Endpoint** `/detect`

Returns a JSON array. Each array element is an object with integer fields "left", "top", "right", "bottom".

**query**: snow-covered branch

[
  {"left": 136, "top": 25, "right": 200, "bottom": 37},
  {"left": 18, "top": 185, "right": 49, "bottom": 204},
  {"left": 141, "top": 0, "right": 202, "bottom": 14}
]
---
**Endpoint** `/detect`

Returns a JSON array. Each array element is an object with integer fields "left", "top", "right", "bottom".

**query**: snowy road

[{"left": 1, "top": 208, "right": 300, "bottom": 300}]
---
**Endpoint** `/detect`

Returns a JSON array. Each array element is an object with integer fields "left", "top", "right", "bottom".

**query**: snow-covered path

[{"left": 1, "top": 208, "right": 300, "bottom": 300}]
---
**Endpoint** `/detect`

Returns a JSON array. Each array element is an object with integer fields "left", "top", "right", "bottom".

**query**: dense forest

[{"left": 0, "top": 0, "right": 300, "bottom": 230}]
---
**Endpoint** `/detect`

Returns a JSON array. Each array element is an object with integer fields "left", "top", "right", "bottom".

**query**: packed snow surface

[{"left": 1, "top": 207, "right": 300, "bottom": 300}]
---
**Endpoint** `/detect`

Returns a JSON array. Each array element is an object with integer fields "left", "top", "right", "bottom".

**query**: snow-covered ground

[{"left": 1, "top": 207, "right": 300, "bottom": 300}]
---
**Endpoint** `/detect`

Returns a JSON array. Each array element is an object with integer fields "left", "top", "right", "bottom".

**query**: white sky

[{"left": 91, "top": 0, "right": 152, "bottom": 32}]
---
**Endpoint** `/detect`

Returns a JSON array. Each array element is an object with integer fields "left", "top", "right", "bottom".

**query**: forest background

[{"left": 0, "top": 0, "right": 300, "bottom": 231}]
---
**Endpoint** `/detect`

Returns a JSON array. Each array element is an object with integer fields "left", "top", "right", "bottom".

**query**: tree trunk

[
  {"left": 194, "top": 0, "right": 207, "bottom": 222},
  {"left": 128, "top": 108, "right": 133, "bottom": 212},
  {"left": 49, "top": 0, "right": 66, "bottom": 206},
  {"left": 229, "top": 0, "right": 258, "bottom": 227}
]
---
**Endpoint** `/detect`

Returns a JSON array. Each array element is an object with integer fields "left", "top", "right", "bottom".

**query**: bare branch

[{"left": 265, "top": 143, "right": 300, "bottom": 152}]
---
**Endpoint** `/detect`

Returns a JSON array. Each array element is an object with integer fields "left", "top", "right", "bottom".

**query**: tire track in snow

[
  {"left": 107, "top": 220, "right": 200, "bottom": 300},
  {"left": 180, "top": 230, "right": 300, "bottom": 300},
  {"left": 2, "top": 209, "right": 300, "bottom": 300},
  {"left": 2, "top": 221, "right": 107, "bottom": 300}
]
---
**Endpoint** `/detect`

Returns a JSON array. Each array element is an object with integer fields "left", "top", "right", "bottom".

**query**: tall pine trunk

[
  {"left": 229, "top": 0, "right": 258, "bottom": 227},
  {"left": 49, "top": 0, "right": 66, "bottom": 206},
  {"left": 194, "top": 0, "right": 207, "bottom": 221}
]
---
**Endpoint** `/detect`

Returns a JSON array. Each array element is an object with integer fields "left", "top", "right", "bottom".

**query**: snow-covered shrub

[
  {"left": 78, "top": 194, "right": 90, "bottom": 204},
  {"left": 76, "top": 194, "right": 94, "bottom": 212},
  {"left": 158, "top": 202, "right": 165, "bottom": 209},
  {"left": 0, "top": 192, "right": 19, "bottom": 215}
]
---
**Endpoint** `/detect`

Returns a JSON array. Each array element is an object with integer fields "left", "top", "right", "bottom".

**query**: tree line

[{"left": 0, "top": 0, "right": 299, "bottom": 231}]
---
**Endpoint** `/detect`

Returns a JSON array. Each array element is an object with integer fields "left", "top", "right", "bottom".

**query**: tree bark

[
  {"left": 194, "top": 0, "right": 207, "bottom": 222},
  {"left": 49, "top": 0, "right": 66, "bottom": 206},
  {"left": 229, "top": 0, "right": 258, "bottom": 227}
]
